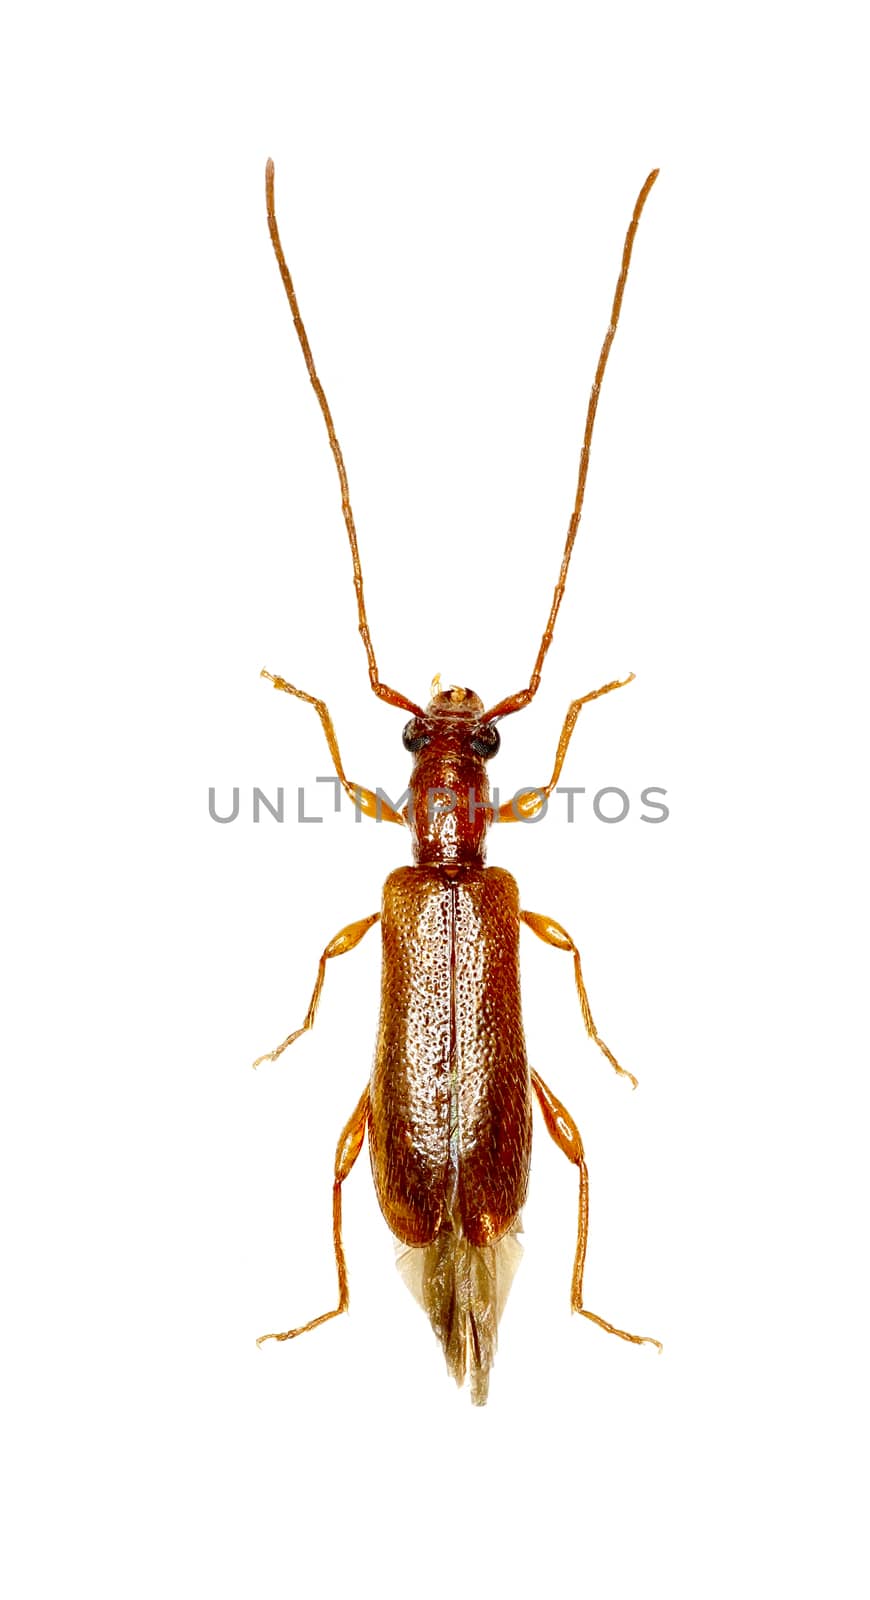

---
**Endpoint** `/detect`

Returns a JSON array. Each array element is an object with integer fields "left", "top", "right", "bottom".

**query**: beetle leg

[
  {"left": 495, "top": 675, "right": 635, "bottom": 822},
  {"left": 253, "top": 913, "right": 379, "bottom": 1068},
  {"left": 257, "top": 1085, "right": 369, "bottom": 1346},
  {"left": 260, "top": 670, "right": 406, "bottom": 823},
  {"left": 521, "top": 910, "right": 638, "bottom": 1089},
  {"left": 530, "top": 1070, "right": 661, "bottom": 1352}
]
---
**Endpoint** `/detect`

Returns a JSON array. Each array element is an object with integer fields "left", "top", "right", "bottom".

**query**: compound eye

[
  {"left": 470, "top": 723, "right": 501, "bottom": 760},
  {"left": 402, "top": 719, "right": 431, "bottom": 754}
]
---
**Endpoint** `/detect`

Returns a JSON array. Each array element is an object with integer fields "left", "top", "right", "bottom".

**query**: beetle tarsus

[
  {"left": 256, "top": 1304, "right": 346, "bottom": 1346},
  {"left": 578, "top": 1308, "right": 663, "bottom": 1353}
]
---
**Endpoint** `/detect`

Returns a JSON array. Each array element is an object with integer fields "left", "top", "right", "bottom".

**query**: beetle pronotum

[{"left": 254, "top": 159, "right": 662, "bottom": 1403}]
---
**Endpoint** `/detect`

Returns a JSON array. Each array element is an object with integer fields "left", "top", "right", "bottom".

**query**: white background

[{"left": 2, "top": 3, "right": 867, "bottom": 1596}]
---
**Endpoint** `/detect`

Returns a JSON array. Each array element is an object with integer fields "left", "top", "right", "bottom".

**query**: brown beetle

[{"left": 254, "top": 160, "right": 661, "bottom": 1403}]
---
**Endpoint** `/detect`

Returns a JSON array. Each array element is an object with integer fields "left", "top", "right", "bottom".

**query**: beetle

[{"left": 253, "top": 159, "right": 662, "bottom": 1403}]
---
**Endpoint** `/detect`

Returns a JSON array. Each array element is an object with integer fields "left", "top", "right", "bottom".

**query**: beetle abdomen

[
  {"left": 369, "top": 866, "right": 532, "bottom": 1247},
  {"left": 396, "top": 1225, "right": 523, "bottom": 1406}
]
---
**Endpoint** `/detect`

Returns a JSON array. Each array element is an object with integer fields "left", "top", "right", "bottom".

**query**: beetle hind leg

[
  {"left": 530, "top": 1069, "right": 661, "bottom": 1352},
  {"left": 257, "top": 1085, "right": 369, "bottom": 1347}
]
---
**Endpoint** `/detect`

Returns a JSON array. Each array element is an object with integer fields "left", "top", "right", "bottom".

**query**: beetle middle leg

[
  {"left": 253, "top": 913, "right": 379, "bottom": 1068},
  {"left": 257, "top": 1084, "right": 369, "bottom": 1346},
  {"left": 530, "top": 1070, "right": 661, "bottom": 1351},
  {"left": 521, "top": 910, "right": 638, "bottom": 1089}
]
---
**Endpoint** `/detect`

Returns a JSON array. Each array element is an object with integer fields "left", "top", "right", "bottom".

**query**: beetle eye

[
  {"left": 402, "top": 719, "right": 431, "bottom": 754},
  {"left": 470, "top": 723, "right": 501, "bottom": 760}
]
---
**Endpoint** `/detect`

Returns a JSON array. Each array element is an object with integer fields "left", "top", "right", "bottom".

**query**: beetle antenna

[
  {"left": 484, "top": 169, "right": 659, "bottom": 723},
  {"left": 265, "top": 159, "right": 424, "bottom": 718}
]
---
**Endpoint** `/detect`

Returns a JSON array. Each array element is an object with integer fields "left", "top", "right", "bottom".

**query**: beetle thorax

[{"left": 403, "top": 687, "right": 498, "bottom": 871}]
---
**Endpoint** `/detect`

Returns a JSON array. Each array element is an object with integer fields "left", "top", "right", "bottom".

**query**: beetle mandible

[{"left": 253, "top": 159, "right": 662, "bottom": 1404}]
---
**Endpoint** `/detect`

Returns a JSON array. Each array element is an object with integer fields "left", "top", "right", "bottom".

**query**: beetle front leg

[
  {"left": 521, "top": 910, "right": 638, "bottom": 1089},
  {"left": 257, "top": 1085, "right": 369, "bottom": 1346},
  {"left": 530, "top": 1070, "right": 661, "bottom": 1351},
  {"left": 495, "top": 674, "right": 634, "bottom": 822},
  {"left": 261, "top": 670, "right": 405, "bottom": 823},
  {"left": 252, "top": 913, "right": 379, "bottom": 1068}
]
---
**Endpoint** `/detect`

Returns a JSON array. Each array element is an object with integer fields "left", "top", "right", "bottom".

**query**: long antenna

[
  {"left": 265, "top": 159, "right": 424, "bottom": 718},
  {"left": 484, "top": 169, "right": 659, "bottom": 723}
]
